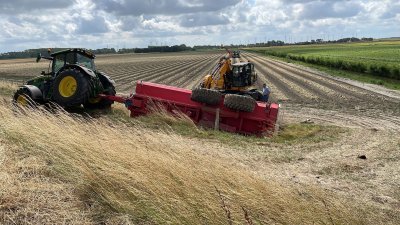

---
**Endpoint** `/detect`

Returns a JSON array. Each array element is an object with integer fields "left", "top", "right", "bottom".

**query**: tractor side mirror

[{"left": 36, "top": 53, "right": 42, "bottom": 63}]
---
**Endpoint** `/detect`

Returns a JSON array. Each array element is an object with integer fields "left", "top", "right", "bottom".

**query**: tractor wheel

[
  {"left": 223, "top": 94, "right": 256, "bottom": 112},
  {"left": 84, "top": 85, "right": 116, "bottom": 109},
  {"left": 191, "top": 88, "right": 222, "bottom": 105},
  {"left": 52, "top": 69, "right": 92, "bottom": 107},
  {"left": 13, "top": 88, "right": 35, "bottom": 107}
]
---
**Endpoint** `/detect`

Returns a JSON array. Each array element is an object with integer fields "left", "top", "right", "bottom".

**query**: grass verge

[{"left": 0, "top": 99, "right": 371, "bottom": 224}]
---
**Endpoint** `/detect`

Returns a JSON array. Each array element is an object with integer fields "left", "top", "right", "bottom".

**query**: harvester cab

[
  {"left": 14, "top": 48, "right": 116, "bottom": 109},
  {"left": 226, "top": 62, "right": 256, "bottom": 88}
]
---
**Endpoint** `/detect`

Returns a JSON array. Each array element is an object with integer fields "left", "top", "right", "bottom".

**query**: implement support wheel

[
  {"left": 191, "top": 88, "right": 222, "bottom": 105},
  {"left": 223, "top": 94, "right": 256, "bottom": 112}
]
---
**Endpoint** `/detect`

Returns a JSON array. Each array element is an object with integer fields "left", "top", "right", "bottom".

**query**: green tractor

[{"left": 13, "top": 48, "right": 116, "bottom": 109}]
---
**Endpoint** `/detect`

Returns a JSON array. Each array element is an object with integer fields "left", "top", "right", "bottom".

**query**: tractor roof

[{"left": 50, "top": 48, "right": 96, "bottom": 59}]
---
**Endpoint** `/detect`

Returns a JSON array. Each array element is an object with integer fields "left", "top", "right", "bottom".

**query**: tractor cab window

[
  {"left": 77, "top": 53, "right": 95, "bottom": 70},
  {"left": 65, "top": 52, "right": 75, "bottom": 65},
  {"left": 53, "top": 54, "right": 65, "bottom": 74}
]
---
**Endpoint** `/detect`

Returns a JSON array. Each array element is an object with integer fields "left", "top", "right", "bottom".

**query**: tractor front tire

[
  {"left": 13, "top": 88, "right": 35, "bottom": 107},
  {"left": 84, "top": 85, "right": 116, "bottom": 110},
  {"left": 223, "top": 94, "right": 256, "bottom": 112},
  {"left": 52, "top": 69, "right": 92, "bottom": 107},
  {"left": 191, "top": 88, "right": 222, "bottom": 105}
]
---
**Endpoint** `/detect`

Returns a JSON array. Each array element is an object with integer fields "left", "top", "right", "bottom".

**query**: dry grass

[
  {"left": 0, "top": 99, "right": 373, "bottom": 224},
  {"left": 0, "top": 82, "right": 18, "bottom": 97}
]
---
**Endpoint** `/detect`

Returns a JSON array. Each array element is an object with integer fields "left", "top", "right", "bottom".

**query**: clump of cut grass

[
  {"left": 134, "top": 112, "right": 343, "bottom": 147},
  {"left": 0, "top": 100, "right": 369, "bottom": 224},
  {"left": 272, "top": 123, "right": 345, "bottom": 144},
  {"left": 102, "top": 102, "right": 261, "bottom": 146}
]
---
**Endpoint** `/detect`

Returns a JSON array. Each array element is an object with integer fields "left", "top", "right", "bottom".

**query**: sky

[{"left": 0, "top": 0, "right": 399, "bottom": 52}]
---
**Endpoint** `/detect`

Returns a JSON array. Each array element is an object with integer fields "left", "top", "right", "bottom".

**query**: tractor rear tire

[
  {"left": 84, "top": 85, "right": 116, "bottom": 110},
  {"left": 13, "top": 88, "right": 35, "bottom": 107},
  {"left": 52, "top": 69, "right": 92, "bottom": 107},
  {"left": 191, "top": 88, "right": 222, "bottom": 105},
  {"left": 223, "top": 94, "right": 256, "bottom": 112}
]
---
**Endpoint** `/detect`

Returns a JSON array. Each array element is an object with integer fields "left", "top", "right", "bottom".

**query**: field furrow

[
  {"left": 182, "top": 56, "right": 220, "bottom": 89},
  {"left": 243, "top": 55, "right": 311, "bottom": 102},
  {"left": 247, "top": 52, "right": 397, "bottom": 105},
  {"left": 152, "top": 55, "right": 217, "bottom": 86},
  {"left": 167, "top": 54, "right": 221, "bottom": 88},
  {"left": 245, "top": 52, "right": 400, "bottom": 115},
  {"left": 247, "top": 54, "right": 334, "bottom": 102}
]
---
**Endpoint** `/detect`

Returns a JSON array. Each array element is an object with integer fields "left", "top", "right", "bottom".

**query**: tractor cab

[
  {"left": 50, "top": 49, "right": 96, "bottom": 76},
  {"left": 225, "top": 62, "right": 257, "bottom": 88}
]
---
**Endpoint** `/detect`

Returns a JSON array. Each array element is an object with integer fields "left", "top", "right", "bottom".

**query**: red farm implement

[{"left": 102, "top": 81, "right": 279, "bottom": 136}]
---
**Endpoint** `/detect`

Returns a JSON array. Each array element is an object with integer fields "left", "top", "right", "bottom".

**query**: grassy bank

[{"left": 0, "top": 103, "right": 370, "bottom": 224}]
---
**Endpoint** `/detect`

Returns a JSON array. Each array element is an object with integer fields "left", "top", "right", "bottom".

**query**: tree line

[
  {"left": 0, "top": 38, "right": 374, "bottom": 60},
  {"left": 0, "top": 45, "right": 194, "bottom": 60},
  {"left": 118, "top": 44, "right": 193, "bottom": 54}
]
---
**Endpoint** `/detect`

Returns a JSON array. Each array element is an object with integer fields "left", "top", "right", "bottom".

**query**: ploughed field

[
  {"left": 96, "top": 52, "right": 220, "bottom": 91},
  {"left": 1, "top": 51, "right": 400, "bottom": 131}
]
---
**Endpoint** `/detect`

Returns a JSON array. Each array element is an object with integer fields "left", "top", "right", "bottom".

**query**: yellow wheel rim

[
  {"left": 59, "top": 76, "right": 77, "bottom": 98},
  {"left": 16, "top": 95, "right": 28, "bottom": 106}
]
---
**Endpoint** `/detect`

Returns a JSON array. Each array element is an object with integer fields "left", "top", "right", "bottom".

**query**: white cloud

[{"left": 0, "top": 0, "right": 399, "bottom": 52}]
